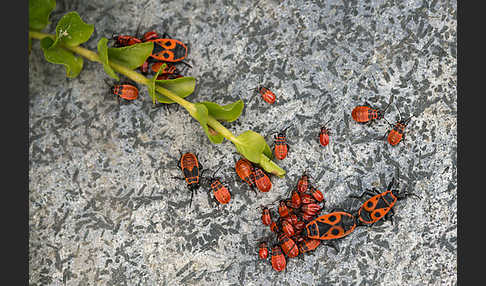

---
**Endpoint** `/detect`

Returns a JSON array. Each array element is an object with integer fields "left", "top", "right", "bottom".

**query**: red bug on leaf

[
  {"left": 142, "top": 30, "right": 160, "bottom": 42},
  {"left": 112, "top": 34, "right": 142, "bottom": 47}
]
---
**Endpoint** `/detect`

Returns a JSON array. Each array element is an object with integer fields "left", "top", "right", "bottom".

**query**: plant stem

[{"left": 29, "top": 30, "right": 285, "bottom": 176}]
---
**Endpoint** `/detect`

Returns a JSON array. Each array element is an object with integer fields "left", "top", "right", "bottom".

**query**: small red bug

[
  {"left": 208, "top": 167, "right": 231, "bottom": 205},
  {"left": 271, "top": 245, "right": 286, "bottom": 272},
  {"left": 252, "top": 86, "right": 276, "bottom": 104},
  {"left": 270, "top": 221, "right": 279, "bottom": 233},
  {"left": 281, "top": 220, "right": 295, "bottom": 237},
  {"left": 290, "top": 190, "right": 302, "bottom": 209},
  {"left": 258, "top": 242, "right": 269, "bottom": 260},
  {"left": 139, "top": 60, "right": 150, "bottom": 75},
  {"left": 297, "top": 173, "right": 310, "bottom": 193},
  {"left": 351, "top": 101, "right": 391, "bottom": 124},
  {"left": 383, "top": 105, "right": 414, "bottom": 146},
  {"left": 300, "top": 193, "right": 317, "bottom": 205},
  {"left": 301, "top": 212, "right": 316, "bottom": 222},
  {"left": 294, "top": 235, "right": 305, "bottom": 244},
  {"left": 319, "top": 119, "right": 331, "bottom": 147},
  {"left": 351, "top": 176, "right": 421, "bottom": 226},
  {"left": 177, "top": 152, "right": 203, "bottom": 207},
  {"left": 142, "top": 30, "right": 160, "bottom": 42},
  {"left": 105, "top": 80, "right": 139, "bottom": 103},
  {"left": 293, "top": 220, "right": 306, "bottom": 232},
  {"left": 278, "top": 233, "right": 299, "bottom": 258},
  {"left": 235, "top": 158, "right": 256, "bottom": 192},
  {"left": 288, "top": 214, "right": 298, "bottom": 225},
  {"left": 254, "top": 168, "right": 272, "bottom": 192},
  {"left": 260, "top": 206, "right": 272, "bottom": 226},
  {"left": 278, "top": 201, "right": 290, "bottom": 218},
  {"left": 309, "top": 186, "right": 325, "bottom": 203},
  {"left": 303, "top": 211, "right": 357, "bottom": 240},
  {"left": 299, "top": 239, "right": 321, "bottom": 254},
  {"left": 301, "top": 203, "right": 322, "bottom": 216},
  {"left": 112, "top": 34, "right": 142, "bottom": 47},
  {"left": 151, "top": 62, "right": 179, "bottom": 75},
  {"left": 273, "top": 125, "right": 291, "bottom": 160}
]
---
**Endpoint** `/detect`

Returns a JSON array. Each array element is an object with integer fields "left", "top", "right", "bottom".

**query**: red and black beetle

[
  {"left": 350, "top": 176, "right": 421, "bottom": 226},
  {"left": 176, "top": 152, "right": 203, "bottom": 207},
  {"left": 303, "top": 211, "right": 357, "bottom": 241}
]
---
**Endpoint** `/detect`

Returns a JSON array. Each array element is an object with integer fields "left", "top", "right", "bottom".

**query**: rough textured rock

[{"left": 29, "top": 0, "right": 456, "bottom": 285}]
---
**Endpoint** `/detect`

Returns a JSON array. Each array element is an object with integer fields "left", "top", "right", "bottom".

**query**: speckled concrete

[{"left": 29, "top": 0, "right": 456, "bottom": 285}]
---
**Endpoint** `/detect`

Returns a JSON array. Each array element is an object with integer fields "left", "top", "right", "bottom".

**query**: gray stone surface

[{"left": 29, "top": 0, "right": 456, "bottom": 285}]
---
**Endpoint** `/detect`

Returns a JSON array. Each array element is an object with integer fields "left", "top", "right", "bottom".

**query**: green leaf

[
  {"left": 29, "top": 0, "right": 56, "bottom": 31},
  {"left": 234, "top": 130, "right": 284, "bottom": 176},
  {"left": 235, "top": 130, "right": 273, "bottom": 163},
  {"left": 190, "top": 104, "right": 224, "bottom": 144},
  {"left": 199, "top": 100, "right": 244, "bottom": 122},
  {"left": 97, "top": 37, "right": 119, "bottom": 80},
  {"left": 107, "top": 42, "right": 153, "bottom": 70},
  {"left": 259, "top": 154, "right": 286, "bottom": 177},
  {"left": 148, "top": 63, "right": 167, "bottom": 105},
  {"left": 152, "top": 77, "right": 196, "bottom": 104},
  {"left": 53, "top": 12, "right": 94, "bottom": 47},
  {"left": 40, "top": 37, "right": 83, "bottom": 78}
]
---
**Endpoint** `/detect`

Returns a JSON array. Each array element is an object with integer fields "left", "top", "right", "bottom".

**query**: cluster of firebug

[
  {"left": 107, "top": 28, "right": 191, "bottom": 104},
  {"left": 256, "top": 172, "right": 329, "bottom": 272},
  {"left": 256, "top": 171, "right": 421, "bottom": 272}
]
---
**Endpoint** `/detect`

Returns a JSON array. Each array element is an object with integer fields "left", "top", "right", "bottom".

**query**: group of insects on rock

[
  {"left": 171, "top": 80, "right": 420, "bottom": 270},
  {"left": 255, "top": 170, "right": 421, "bottom": 272},
  {"left": 104, "top": 21, "right": 421, "bottom": 273},
  {"left": 104, "top": 25, "right": 191, "bottom": 104}
]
